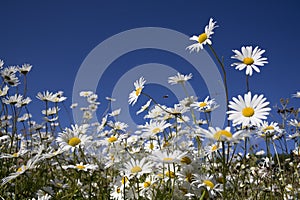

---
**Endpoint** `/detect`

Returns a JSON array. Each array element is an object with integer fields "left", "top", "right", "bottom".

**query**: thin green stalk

[
  {"left": 221, "top": 141, "right": 227, "bottom": 199},
  {"left": 246, "top": 75, "right": 250, "bottom": 92},
  {"left": 208, "top": 45, "right": 230, "bottom": 127}
]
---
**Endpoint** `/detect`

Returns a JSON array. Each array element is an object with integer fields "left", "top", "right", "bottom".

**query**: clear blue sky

[{"left": 0, "top": 0, "right": 299, "bottom": 127}]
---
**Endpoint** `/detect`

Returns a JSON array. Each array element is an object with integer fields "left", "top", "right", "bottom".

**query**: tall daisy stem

[
  {"left": 246, "top": 75, "right": 250, "bottom": 92},
  {"left": 221, "top": 141, "right": 227, "bottom": 199},
  {"left": 208, "top": 45, "right": 229, "bottom": 126}
]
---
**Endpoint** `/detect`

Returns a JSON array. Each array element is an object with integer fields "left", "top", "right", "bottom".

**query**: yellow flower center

[
  {"left": 242, "top": 107, "right": 255, "bottom": 117},
  {"left": 203, "top": 180, "right": 214, "bottom": 189},
  {"left": 166, "top": 171, "right": 175, "bottom": 178},
  {"left": 76, "top": 165, "right": 85, "bottom": 170},
  {"left": 185, "top": 172, "right": 193, "bottom": 183},
  {"left": 163, "top": 141, "right": 170, "bottom": 147},
  {"left": 53, "top": 97, "right": 59, "bottom": 102},
  {"left": 213, "top": 130, "right": 232, "bottom": 141},
  {"left": 149, "top": 142, "right": 154, "bottom": 150},
  {"left": 243, "top": 57, "right": 254, "bottom": 65},
  {"left": 108, "top": 136, "right": 117, "bottom": 143},
  {"left": 180, "top": 156, "right": 192, "bottom": 165},
  {"left": 211, "top": 145, "right": 218, "bottom": 151},
  {"left": 198, "top": 33, "right": 207, "bottom": 44},
  {"left": 117, "top": 187, "right": 121, "bottom": 193},
  {"left": 68, "top": 137, "right": 81, "bottom": 147},
  {"left": 17, "top": 166, "right": 26, "bottom": 173},
  {"left": 163, "top": 157, "right": 174, "bottom": 162},
  {"left": 131, "top": 166, "right": 142, "bottom": 173},
  {"left": 12, "top": 153, "right": 18, "bottom": 157},
  {"left": 297, "top": 122, "right": 300, "bottom": 127},
  {"left": 263, "top": 126, "right": 274, "bottom": 132},
  {"left": 121, "top": 176, "right": 128, "bottom": 184},
  {"left": 152, "top": 127, "right": 161, "bottom": 134},
  {"left": 199, "top": 102, "right": 207, "bottom": 108},
  {"left": 135, "top": 87, "right": 142, "bottom": 96},
  {"left": 144, "top": 181, "right": 151, "bottom": 188}
]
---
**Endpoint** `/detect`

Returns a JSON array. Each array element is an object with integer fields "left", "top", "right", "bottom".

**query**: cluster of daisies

[{"left": 0, "top": 18, "right": 299, "bottom": 200}]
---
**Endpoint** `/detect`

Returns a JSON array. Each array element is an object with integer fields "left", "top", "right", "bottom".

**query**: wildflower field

[{"left": 0, "top": 18, "right": 299, "bottom": 200}]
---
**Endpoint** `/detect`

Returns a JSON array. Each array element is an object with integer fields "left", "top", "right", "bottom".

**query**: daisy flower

[
  {"left": 288, "top": 132, "right": 300, "bottom": 140},
  {"left": 150, "top": 150, "right": 187, "bottom": 164},
  {"left": 168, "top": 72, "right": 192, "bottom": 85},
  {"left": 56, "top": 125, "right": 92, "bottom": 152},
  {"left": 141, "top": 119, "right": 171, "bottom": 138},
  {"left": 227, "top": 92, "right": 271, "bottom": 127},
  {"left": 128, "top": 76, "right": 146, "bottom": 105},
  {"left": 292, "top": 91, "right": 300, "bottom": 98},
  {"left": 18, "top": 63, "right": 32, "bottom": 75},
  {"left": 42, "top": 147, "right": 65, "bottom": 159},
  {"left": 18, "top": 113, "right": 32, "bottom": 122},
  {"left": 292, "top": 146, "right": 300, "bottom": 156},
  {"left": 1, "top": 153, "right": 41, "bottom": 185},
  {"left": 79, "top": 91, "right": 93, "bottom": 97},
  {"left": 144, "top": 104, "right": 167, "bottom": 119},
  {"left": 166, "top": 103, "right": 188, "bottom": 115},
  {"left": 62, "top": 162, "right": 98, "bottom": 171},
  {"left": 144, "top": 139, "right": 160, "bottom": 152},
  {"left": 18, "top": 97, "right": 31, "bottom": 107},
  {"left": 136, "top": 99, "right": 152, "bottom": 115},
  {"left": 179, "top": 96, "right": 198, "bottom": 108},
  {"left": 289, "top": 119, "right": 300, "bottom": 128},
  {"left": 42, "top": 107, "right": 60, "bottom": 116},
  {"left": 121, "top": 157, "right": 153, "bottom": 178},
  {"left": 139, "top": 174, "right": 158, "bottom": 196},
  {"left": 191, "top": 96, "right": 219, "bottom": 112},
  {"left": 36, "top": 91, "right": 57, "bottom": 101},
  {"left": 50, "top": 91, "right": 67, "bottom": 103},
  {"left": 186, "top": 18, "right": 218, "bottom": 52},
  {"left": 70, "top": 103, "right": 78, "bottom": 109},
  {"left": 257, "top": 121, "right": 282, "bottom": 138},
  {"left": 231, "top": 46, "right": 268, "bottom": 76},
  {"left": 0, "top": 59, "right": 3, "bottom": 68},
  {"left": 204, "top": 142, "right": 221, "bottom": 156},
  {"left": 192, "top": 173, "right": 222, "bottom": 198},
  {"left": 87, "top": 93, "right": 99, "bottom": 104},
  {"left": 0, "top": 148, "right": 28, "bottom": 159},
  {"left": 0, "top": 85, "right": 9, "bottom": 96},
  {"left": 109, "top": 108, "right": 121, "bottom": 117},
  {"left": 1, "top": 66, "right": 20, "bottom": 86},
  {"left": 2, "top": 94, "right": 23, "bottom": 106},
  {"left": 108, "top": 121, "right": 128, "bottom": 132},
  {"left": 197, "top": 126, "right": 246, "bottom": 143}
]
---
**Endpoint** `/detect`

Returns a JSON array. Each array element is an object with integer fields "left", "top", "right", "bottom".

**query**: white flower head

[
  {"left": 18, "top": 63, "right": 32, "bottom": 75},
  {"left": 56, "top": 124, "right": 92, "bottom": 152},
  {"left": 80, "top": 91, "right": 93, "bottom": 97},
  {"left": 198, "top": 126, "right": 246, "bottom": 142},
  {"left": 0, "top": 85, "right": 9, "bottom": 97},
  {"left": 0, "top": 59, "right": 4, "bottom": 68},
  {"left": 129, "top": 76, "right": 146, "bottom": 105},
  {"left": 168, "top": 73, "right": 192, "bottom": 85},
  {"left": 186, "top": 18, "right": 218, "bottom": 52},
  {"left": 191, "top": 96, "right": 219, "bottom": 112},
  {"left": 121, "top": 157, "right": 153, "bottom": 178},
  {"left": 109, "top": 108, "right": 121, "bottom": 117},
  {"left": 292, "top": 91, "right": 300, "bottom": 98},
  {"left": 231, "top": 46, "right": 268, "bottom": 76},
  {"left": 136, "top": 99, "right": 152, "bottom": 115},
  {"left": 141, "top": 119, "right": 171, "bottom": 138},
  {"left": 227, "top": 92, "right": 271, "bottom": 127}
]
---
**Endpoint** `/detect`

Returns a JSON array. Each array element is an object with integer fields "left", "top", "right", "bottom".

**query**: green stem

[
  {"left": 221, "top": 141, "right": 227, "bottom": 199},
  {"left": 208, "top": 45, "right": 230, "bottom": 126}
]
